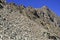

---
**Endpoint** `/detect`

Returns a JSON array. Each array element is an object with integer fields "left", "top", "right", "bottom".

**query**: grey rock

[{"left": 0, "top": 0, "right": 60, "bottom": 40}]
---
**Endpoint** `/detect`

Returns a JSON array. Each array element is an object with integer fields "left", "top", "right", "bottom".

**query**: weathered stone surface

[{"left": 0, "top": 0, "right": 60, "bottom": 40}]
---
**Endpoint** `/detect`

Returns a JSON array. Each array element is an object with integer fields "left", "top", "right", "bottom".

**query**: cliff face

[{"left": 0, "top": 0, "right": 60, "bottom": 40}]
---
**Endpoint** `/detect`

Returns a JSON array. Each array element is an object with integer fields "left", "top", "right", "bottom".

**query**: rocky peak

[
  {"left": 18, "top": 4, "right": 26, "bottom": 10},
  {"left": 0, "top": 0, "right": 60, "bottom": 40},
  {"left": 42, "top": 6, "right": 48, "bottom": 9}
]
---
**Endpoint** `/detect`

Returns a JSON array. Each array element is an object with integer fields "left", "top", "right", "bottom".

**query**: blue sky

[{"left": 6, "top": 0, "right": 60, "bottom": 16}]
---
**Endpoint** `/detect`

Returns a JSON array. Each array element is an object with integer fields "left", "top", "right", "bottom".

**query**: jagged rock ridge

[{"left": 0, "top": 0, "right": 60, "bottom": 40}]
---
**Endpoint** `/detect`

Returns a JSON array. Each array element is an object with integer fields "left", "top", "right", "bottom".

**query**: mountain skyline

[
  {"left": 6, "top": 0, "right": 60, "bottom": 16},
  {"left": 0, "top": 0, "right": 60, "bottom": 40}
]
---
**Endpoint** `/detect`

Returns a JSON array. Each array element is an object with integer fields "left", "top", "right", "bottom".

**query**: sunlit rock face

[{"left": 0, "top": 0, "right": 60, "bottom": 40}]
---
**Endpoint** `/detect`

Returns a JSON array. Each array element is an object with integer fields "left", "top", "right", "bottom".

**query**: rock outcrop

[{"left": 0, "top": 0, "right": 60, "bottom": 40}]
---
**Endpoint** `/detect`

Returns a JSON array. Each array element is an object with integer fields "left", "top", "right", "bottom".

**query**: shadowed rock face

[
  {"left": 0, "top": 0, "right": 6, "bottom": 3},
  {"left": 0, "top": 0, "right": 60, "bottom": 40},
  {"left": 0, "top": 4, "right": 3, "bottom": 9}
]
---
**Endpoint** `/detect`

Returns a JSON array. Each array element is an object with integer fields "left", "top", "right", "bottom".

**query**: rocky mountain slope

[{"left": 0, "top": 0, "right": 60, "bottom": 40}]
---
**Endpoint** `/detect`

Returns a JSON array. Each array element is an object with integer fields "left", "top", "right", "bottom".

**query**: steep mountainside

[{"left": 0, "top": 0, "right": 60, "bottom": 40}]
